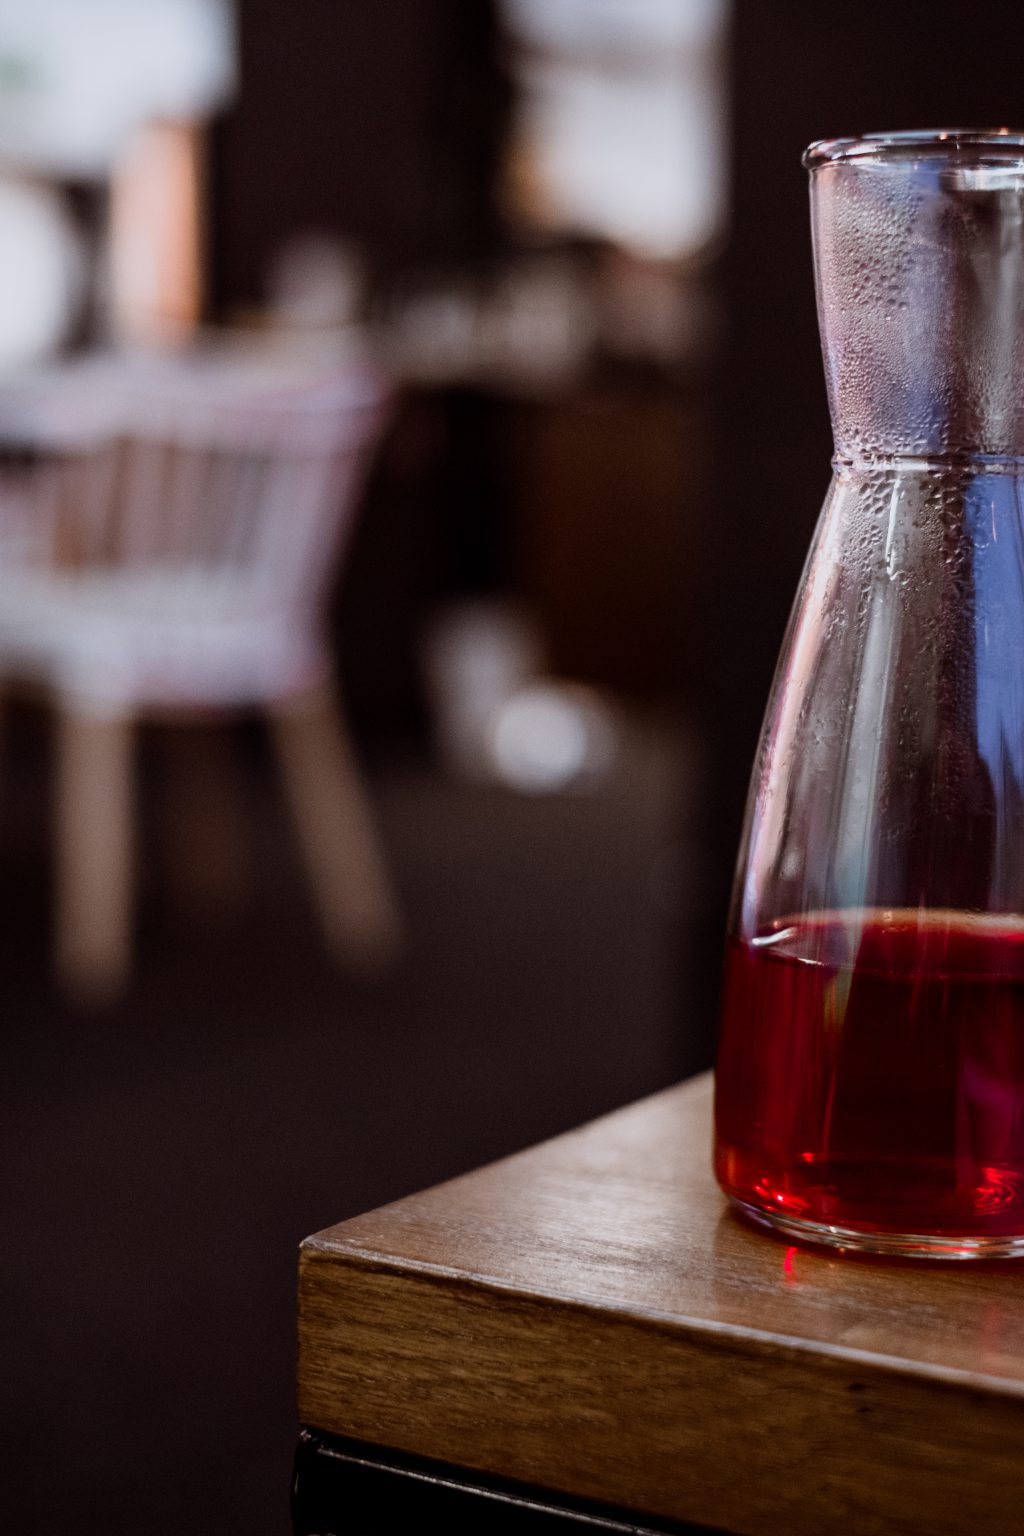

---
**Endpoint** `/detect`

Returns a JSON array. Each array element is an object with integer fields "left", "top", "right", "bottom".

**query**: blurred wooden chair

[{"left": 0, "top": 357, "right": 401, "bottom": 1002}]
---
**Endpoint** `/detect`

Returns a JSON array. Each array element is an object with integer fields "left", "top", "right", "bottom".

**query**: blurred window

[
  {"left": 501, "top": 0, "right": 726, "bottom": 260},
  {"left": 0, "top": 0, "right": 234, "bottom": 178}
]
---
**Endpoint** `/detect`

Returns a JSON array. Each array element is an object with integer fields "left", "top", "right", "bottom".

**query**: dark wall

[
  {"left": 209, "top": 0, "right": 510, "bottom": 311},
  {"left": 694, "top": 0, "right": 1024, "bottom": 1033}
]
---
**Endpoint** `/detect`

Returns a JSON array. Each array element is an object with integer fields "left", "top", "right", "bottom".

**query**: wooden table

[{"left": 295, "top": 1073, "right": 1024, "bottom": 1535}]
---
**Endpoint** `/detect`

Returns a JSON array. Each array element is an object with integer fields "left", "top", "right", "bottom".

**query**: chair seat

[{"left": 0, "top": 569, "right": 324, "bottom": 709}]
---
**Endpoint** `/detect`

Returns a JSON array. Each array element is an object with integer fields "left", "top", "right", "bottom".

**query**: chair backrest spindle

[{"left": 0, "top": 359, "right": 391, "bottom": 708}]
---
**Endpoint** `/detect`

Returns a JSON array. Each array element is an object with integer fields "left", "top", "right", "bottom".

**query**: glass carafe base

[{"left": 729, "top": 1197, "right": 1024, "bottom": 1260}]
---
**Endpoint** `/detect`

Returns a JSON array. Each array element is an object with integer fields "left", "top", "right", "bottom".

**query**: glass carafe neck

[{"left": 808, "top": 131, "right": 1024, "bottom": 464}]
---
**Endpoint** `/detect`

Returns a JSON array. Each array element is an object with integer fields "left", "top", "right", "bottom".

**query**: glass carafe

[{"left": 714, "top": 130, "right": 1024, "bottom": 1259}]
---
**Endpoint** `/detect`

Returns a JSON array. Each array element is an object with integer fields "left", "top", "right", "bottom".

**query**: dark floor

[{"left": 0, "top": 710, "right": 701, "bottom": 1535}]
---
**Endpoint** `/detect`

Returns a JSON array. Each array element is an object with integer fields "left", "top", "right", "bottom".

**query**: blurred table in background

[{"left": 296, "top": 1073, "right": 1024, "bottom": 1535}]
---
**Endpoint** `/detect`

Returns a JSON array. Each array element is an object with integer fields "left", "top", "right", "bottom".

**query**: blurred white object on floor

[
  {"left": 422, "top": 598, "right": 619, "bottom": 792},
  {"left": 489, "top": 681, "right": 617, "bottom": 793},
  {"left": 423, "top": 600, "right": 546, "bottom": 781}
]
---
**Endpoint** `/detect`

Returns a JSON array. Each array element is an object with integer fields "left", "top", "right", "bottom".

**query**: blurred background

[{"left": 3, "top": 2, "right": 1024, "bottom": 1532}]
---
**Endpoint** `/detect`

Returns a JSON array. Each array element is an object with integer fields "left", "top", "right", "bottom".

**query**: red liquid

[{"left": 715, "top": 911, "right": 1024, "bottom": 1240}]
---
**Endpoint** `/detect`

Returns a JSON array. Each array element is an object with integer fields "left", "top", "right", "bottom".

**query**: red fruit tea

[{"left": 714, "top": 910, "right": 1024, "bottom": 1247}]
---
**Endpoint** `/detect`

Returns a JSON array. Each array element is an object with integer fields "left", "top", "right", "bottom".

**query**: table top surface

[
  {"left": 299, "top": 1072, "right": 1024, "bottom": 1536},
  {"left": 304, "top": 1071, "right": 1024, "bottom": 1393}
]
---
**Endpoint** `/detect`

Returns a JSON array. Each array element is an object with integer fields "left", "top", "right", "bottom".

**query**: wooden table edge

[{"left": 298, "top": 1237, "right": 1024, "bottom": 1401}]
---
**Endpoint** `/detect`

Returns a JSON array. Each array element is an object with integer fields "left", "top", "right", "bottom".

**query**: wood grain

[{"left": 298, "top": 1073, "right": 1024, "bottom": 1536}]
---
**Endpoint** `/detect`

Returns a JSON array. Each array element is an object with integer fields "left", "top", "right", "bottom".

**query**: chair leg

[
  {"left": 269, "top": 679, "right": 401, "bottom": 967},
  {"left": 56, "top": 706, "right": 134, "bottom": 1005}
]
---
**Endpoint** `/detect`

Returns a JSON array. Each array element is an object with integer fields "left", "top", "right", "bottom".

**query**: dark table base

[{"left": 292, "top": 1429, "right": 719, "bottom": 1535}]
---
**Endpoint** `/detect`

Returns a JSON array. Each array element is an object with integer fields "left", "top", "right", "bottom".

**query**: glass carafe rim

[{"left": 804, "top": 128, "right": 1024, "bottom": 171}]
